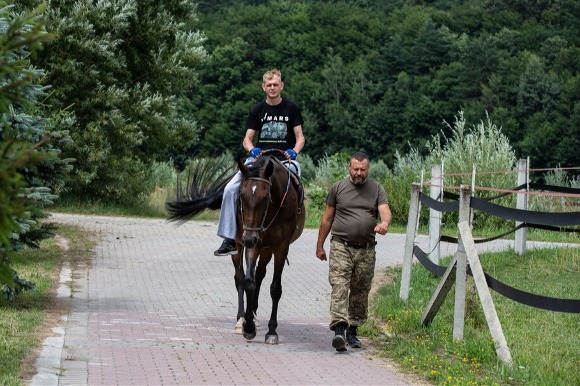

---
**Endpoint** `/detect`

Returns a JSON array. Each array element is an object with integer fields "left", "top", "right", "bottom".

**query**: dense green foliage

[
  {"left": 192, "top": 0, "right": 580, "bottom": 173},
  {"left": 6, "top": 0, "right": 577, "bottom": 206},
  {"left": 0, "top": 3, "right": 73, "bottom": 302},
  {"left": 22, "top": 0, "right": 207, "bottom": 204}
]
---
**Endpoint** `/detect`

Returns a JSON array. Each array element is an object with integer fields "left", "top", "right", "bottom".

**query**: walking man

[{"left": 315, "top": 152, "right": 392, "bottom": 351}]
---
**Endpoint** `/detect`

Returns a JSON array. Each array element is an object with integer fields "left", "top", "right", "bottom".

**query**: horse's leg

[
  {"left": 242, "top": 248, "right": 259, "bottom": 340},
  {"left": 265, "top": 244, "right": 288, "bottom": 344},
  {"left": 232, "top": 250, "right": 245, "bottom": 334},
  {"left": 253, "top": 248, "right": 273, "bottom": 324}
]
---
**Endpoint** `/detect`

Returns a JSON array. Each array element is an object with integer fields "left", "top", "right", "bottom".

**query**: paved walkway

[{"left": 30, "top": 213, "right": 528, "bottom": 386}]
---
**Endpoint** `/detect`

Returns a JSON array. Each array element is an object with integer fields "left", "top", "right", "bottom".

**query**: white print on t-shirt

[{"left": 261, "top": 121, "right": 288, "bottom": 140}]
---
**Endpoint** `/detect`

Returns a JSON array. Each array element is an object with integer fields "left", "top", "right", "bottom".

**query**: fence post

[
  {"left": 400, "top": 183, "right": 421, "bottom": 303},
  {"left": 453, "top": 185, "right": 471, "bottom": 341},
  {"left": 428, "top": 164, "right": 442, "bottom": 264},
  {"left": 458, "top": 221, "right": 513, "bottom": 366},
  {"left": 515, "top": 158, "right": 528, "bottom": 255}
]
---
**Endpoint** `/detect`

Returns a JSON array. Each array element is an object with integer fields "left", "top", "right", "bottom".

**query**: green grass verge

[
  {"left": 366, "top": 246, "right": 579, "bottom": 385},
  {"left": 0, "top": 225, "right": 94, "bottom": 385}
]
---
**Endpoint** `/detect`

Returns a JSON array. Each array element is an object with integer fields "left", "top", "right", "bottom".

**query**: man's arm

[
  {"left": 316, "top": 203, "right": 335, "bottom": 261},
  {"left": 292, "top": 124, "right": 305, "bottom": 153},
  {"left": 374, "top": 203, "right": 392, "bottom": 235},
  {"left": 243, "top": 129, "right": 256, "bottom": 152}
]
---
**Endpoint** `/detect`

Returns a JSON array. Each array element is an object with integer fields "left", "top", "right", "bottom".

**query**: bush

[
  {"left": 387, "top": 148, "right": 427, "bottom": 227},
  {"left": 150, "top": 161, "right": 177, "bottom": 189},
  {"left": 369, "top": 159, "right": 389, "bottom": 181},
  {"left": 425, "top": 111, "right": 517, "bottom": 230},
  {"left": 313, "top": 152, "right": 350, "bottom": 189},
  {"left": 298, "top": 153, "right": 316, "bottom": 183},
  {"left": 530, "top": 167, "right": 580, "bottom": 213}
]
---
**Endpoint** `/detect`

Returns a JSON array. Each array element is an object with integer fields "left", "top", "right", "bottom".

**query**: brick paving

[{"left": 31, "top": 213, "right": 524, "bottom": 386}]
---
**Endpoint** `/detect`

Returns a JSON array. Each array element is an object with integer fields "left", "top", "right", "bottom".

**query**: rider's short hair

[{"left": 263, "top": 69, "right": 282, "bottom": 83}]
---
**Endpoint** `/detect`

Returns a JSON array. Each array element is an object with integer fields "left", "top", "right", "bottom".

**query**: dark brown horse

[{"left": 166, "top": 150, "right": 305, "bottom": 344}]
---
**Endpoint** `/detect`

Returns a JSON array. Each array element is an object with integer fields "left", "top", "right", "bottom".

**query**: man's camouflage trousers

[{"left": 328, "top": 239, "right": 376, "bottom": 330}]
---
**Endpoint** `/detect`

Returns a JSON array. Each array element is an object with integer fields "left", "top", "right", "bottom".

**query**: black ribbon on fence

[
  {"left": 524, "top": 223, "right": 580, "bottom": 233},
  {"left": 443, "top": 191, "right": 512, "bottom": 202},
  {"left": 419, "top": 192, "right": 459, "bottom": 212},
  {"left": 428, "top": 182, "right": 580, "bottom": 203},
  {"left": 411, "top": 245, "right": 580, "bottom": 313},
  {"left": 413, "top": 245, "right": 447, "bottom": 277},
  {"left": 481, "top": 271, "right": 580, "bottom": 313},
  {"left": 527, "top": 183, "right": 580, "bottom": 195},
  {"left": 470, "top": 197, "right": 580, "bottom": 226},
  {"left": 440, "top": 224, "right": 525, "bottom": 244}
]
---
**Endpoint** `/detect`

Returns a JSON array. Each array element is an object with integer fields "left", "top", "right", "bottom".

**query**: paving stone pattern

[{"left": 31, "top": 213, "right": 519, "bottom": 385}]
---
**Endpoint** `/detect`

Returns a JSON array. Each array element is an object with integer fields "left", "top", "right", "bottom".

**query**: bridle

[{"left": 240, "top": 151, "right": 292, "bottom": 233}]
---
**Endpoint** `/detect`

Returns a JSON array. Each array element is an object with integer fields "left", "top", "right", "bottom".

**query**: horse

[{"left": 166, "top": 150, "right": 305, "bottom": 344}]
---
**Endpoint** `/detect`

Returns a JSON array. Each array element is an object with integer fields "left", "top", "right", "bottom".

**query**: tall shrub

[
  {"left": 381, "top": 147, "right": 427, "bottom": 228},
  {"left": 426, "top": 111, "right": 517, "bottom": 229}
]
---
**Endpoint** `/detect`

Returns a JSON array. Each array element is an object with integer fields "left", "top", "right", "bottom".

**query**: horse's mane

[
  {"left": 246, "top": 155, "right": 277, "bottom": 178},
  {"left": 248, "top": 154, "right": 289, "bottom": 177}
]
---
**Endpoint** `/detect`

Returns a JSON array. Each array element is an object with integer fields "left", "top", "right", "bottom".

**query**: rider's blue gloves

[
  {"left": 250, "top": 147, "right": 262, "bottom": 158},
  {"left": 285, "top": 149, "right": 297, "bottom": 160}
]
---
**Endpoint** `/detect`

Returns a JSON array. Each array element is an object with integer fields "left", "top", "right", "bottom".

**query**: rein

[{"left": 241, "top": 158, "right": 292, "bottom": 233}]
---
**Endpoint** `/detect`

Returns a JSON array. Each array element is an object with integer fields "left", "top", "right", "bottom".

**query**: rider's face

[{"left": 262, "top": 76, "right": 284, "bottom": 99}]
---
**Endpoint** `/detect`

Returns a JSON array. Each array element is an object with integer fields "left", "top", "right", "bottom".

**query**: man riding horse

[{"left": 214, "top": 68, "right": 306, "bottom": 255}]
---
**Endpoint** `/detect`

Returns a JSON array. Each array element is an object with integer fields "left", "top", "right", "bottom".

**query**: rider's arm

[
  {"left": 292, "top": 125, "right": 305, "bottom": 154},
  {"left": 243, "top": 129, "right": 256, "bottom": 152}
]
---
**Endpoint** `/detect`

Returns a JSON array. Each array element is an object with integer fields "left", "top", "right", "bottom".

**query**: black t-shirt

[{"left": 247, "top": 99, "right": 304, "bottom": 154}]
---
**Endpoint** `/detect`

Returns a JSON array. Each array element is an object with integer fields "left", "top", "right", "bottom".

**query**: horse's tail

[{"left": 166, "top": 156, "right": 237, "bottom": 224}]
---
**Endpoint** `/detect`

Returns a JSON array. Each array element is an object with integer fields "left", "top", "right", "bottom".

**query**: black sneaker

[
  {"left": 346, "top": 326, "right": 361, "bottom": 348},
  {"left": 332, "top": 323, "right": 347, "bottom": 352},
  {"left": 214, "top": 238, "right": 237, "bottom": 256}
]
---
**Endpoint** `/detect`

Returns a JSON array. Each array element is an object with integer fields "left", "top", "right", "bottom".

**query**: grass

[
  {"left": 0, "top": 225, "right": 94, "bottom": 385},
  {"left": 366, "top": 246, "right": 580, "bottom": 385}
]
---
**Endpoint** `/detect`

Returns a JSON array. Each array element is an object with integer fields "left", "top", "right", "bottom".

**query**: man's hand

[
  {"left": 316, "top": 246, "right": 327, "bottom": 261},
  {"left": 374, "top": 222, "right": 389, "bottom": 235},
  {"left": 250, "top": 147, "right": 262, "bottom": 158},
  {"left": 284, "top": 149, "right": 297, "bottom": 160}
]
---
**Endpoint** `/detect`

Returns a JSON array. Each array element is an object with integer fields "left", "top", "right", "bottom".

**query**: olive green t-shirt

[{"left": 326, "top": 178, "right": 388, "bottom": 244}]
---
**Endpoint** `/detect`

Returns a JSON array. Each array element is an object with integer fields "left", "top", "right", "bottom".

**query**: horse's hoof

[
  {"left": 242, "top": 320, "right": 256, "bottom": 340},
  {"left": 243, "top": 329, "right": 257, "bottom": 340},
  {"left": 265, "top": 334, "right": 279, "bottom": 345},
  {"left": 234, "top": 318, "right": 243, "bottom": 334}
]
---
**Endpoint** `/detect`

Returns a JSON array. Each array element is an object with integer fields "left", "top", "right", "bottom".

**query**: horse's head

[{"left": 238, "top": 156, "right": 275, "bottom": 249}]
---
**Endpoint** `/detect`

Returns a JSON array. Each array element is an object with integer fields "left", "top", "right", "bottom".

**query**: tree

[
  {"left": 0, "top": 2, "right": 73, "bottom": 302},
  {"left": 29, "top": 0, "right": 207, "bottom": 203}
]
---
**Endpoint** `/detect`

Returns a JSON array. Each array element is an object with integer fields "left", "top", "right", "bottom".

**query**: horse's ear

[
  {"left": 264, "top": 160, "right": 274, "bottom": 178},
  {"left": 238, "top": 158, "right": 249, "bottom": 176}
]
